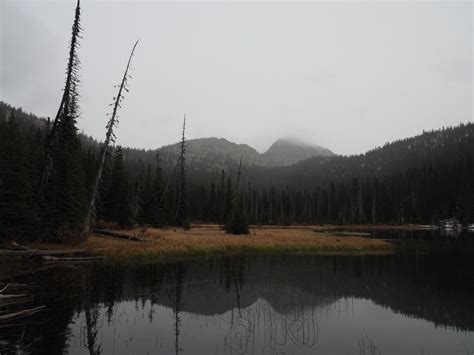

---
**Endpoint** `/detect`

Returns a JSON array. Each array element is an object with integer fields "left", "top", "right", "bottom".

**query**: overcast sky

[{"left": 1, "top": 1, "right": 472, "bottom": 155}]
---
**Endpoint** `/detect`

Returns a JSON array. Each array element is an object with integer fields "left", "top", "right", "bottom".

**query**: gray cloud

[{"left": 1, "top": 0, "right": 472, "bottom": 155}]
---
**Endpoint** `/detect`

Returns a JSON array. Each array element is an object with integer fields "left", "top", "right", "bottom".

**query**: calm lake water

[{"left": 4, "top": 229, "right": 474, "bottom": 354}]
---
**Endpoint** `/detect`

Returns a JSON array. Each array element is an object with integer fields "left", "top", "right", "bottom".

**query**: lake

[{"left": 3, "top": 229, "right": 474, "bottom": 354}]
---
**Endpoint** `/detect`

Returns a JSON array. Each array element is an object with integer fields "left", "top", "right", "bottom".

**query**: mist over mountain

[
  {"left": 160, "top": 136, "right": 334, "bottom": 168},
  {"left": 261, "top": 138, "right": 334, "bottom": 166}
]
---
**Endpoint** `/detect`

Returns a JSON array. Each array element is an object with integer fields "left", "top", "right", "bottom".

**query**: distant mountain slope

[
  {"left": 244, "top": 122, "right": 474, "bottom": 188},
  {"left": 158, "top": 137, "right": 334, "bottom": 168},
  {"left": 159, "top": 137, "right": 261, "bottom": 167},
  {"left": 0, "top": 101, "right": 333, "bottom": 170},
  {"left": 2, "top": 100, "right": 472, "bottom": 188},
  {"left": 261, "top": 138, "right": 334, "bottom": 166}
]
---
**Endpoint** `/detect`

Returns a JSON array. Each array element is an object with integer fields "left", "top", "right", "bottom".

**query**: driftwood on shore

[
  {"left": 41, "top": 255, "right": 102, "bottom": 262},
  {"left": 93, "top": 228, "right": 145, "bottom": 242},
  {"left": 0, "top": 249, "right": 87, "bottom": 256},
  {"left": 0, "top": 242, "right": 101, "bottom": 261}
]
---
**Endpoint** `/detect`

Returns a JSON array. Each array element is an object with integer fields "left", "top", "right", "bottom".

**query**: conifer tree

[
  {"left": 175, "top": 115, "right": 189, "bottom": 228},
  {"left": 129, "top": 177, "right": 142, "bottom": 225},
  {"left": 224, "top": 177, "right": 233, "bottom": 225},
  {"left": 0, "top": 111, "right": 35, "bottom": 241},
  {"left": 218, "top": 169, "right": 226, "bottom": 224},
  {"left": 102, "top": 147, "right": 129, "bottom": 226},
  {"left": 151, "top": 152, "right": 166, "bottom": 227},
  {"left": 138, "top": 164, "right": 153, "bottom": 225},
  {"left": 38, "top": 0, "right": 82, "bottom": 193},
  {"left": 43, "top": 84, "right": 87, "bottom": 240},
  {"left": 225, "top": 196, "right": 249, "bottom": 235}
]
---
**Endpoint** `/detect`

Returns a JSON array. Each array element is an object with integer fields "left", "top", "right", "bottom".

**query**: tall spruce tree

[
  {"left": 175, "top": 115, "right": 189, "bottom": 228},
  {"left": 31, "top": 0, "right": 87, "bottom": 242},
  {"left": 43, "top": 84, "right": 87, "bottom": 240},
  {"left": 37, "top": 0, "right": 82, "bottom": 193}
]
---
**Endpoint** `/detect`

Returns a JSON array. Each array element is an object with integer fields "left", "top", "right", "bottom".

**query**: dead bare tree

[
  {"left": 226, "top": 156, "right": 249, "bottom": 234},
  {"left": 83, "top": 40, "right": 139, "bottom": 233},
  {"left": 37, "top": 0, "right": 82, "bottom": 193},
  {"left": 234, "top": 156, "right": 243, "bottom": 197}
]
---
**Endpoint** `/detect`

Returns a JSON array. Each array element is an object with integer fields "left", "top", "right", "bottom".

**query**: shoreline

[{"left": 27, "top": 224, "right": 397, "bottom": 263}]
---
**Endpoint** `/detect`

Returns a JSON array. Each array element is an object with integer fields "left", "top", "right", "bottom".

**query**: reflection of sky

[{"left": 67, "top": 297, "right": 474, "bottom": 355}]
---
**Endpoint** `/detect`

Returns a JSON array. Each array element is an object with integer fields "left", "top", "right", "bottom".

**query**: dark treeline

[{"left": 1, "top": 100, "right": 473, "bottom": 243}]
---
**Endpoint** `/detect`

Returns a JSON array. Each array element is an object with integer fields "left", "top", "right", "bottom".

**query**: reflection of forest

[{"left": 10, "top": 253, "right": 474, "bottom": 353}]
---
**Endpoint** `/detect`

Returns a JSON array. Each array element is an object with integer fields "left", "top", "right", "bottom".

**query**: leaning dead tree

[
  {"left": 83, "top": 40, "right": 139, "bottom": 233},
  {"left": 234, "top": 156, "right": 243, "bottom": 196},
  {"left": 37, "top": 0, "right": 82, "bottom": 193}
]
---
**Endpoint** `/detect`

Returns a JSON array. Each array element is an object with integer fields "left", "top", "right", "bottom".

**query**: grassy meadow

[{"left": 31, "top": 224, "right": 394, "bottom": 263}]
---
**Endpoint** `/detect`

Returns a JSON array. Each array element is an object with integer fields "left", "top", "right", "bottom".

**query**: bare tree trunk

[{"left": 83, "top": 40, "right": 139, "bottom": 234}]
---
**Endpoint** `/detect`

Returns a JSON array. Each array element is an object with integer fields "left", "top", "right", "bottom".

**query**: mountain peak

[
  {"left": 262, "top": 138, "right": 334, "bottom": 166},
  {"left": 158, "top": 136, "right": 334, "bottom": 168}
]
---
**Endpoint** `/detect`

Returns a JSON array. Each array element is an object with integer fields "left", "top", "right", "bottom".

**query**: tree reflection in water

[{"left": 3, "top": 244, "right": 474, "bottom": 354}]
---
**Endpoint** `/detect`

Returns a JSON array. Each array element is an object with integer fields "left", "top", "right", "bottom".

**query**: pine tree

[
  {"left": 151, "top": 152, "right": 166, "bottom": 227},
  {"left": 218, "top": 169, "right": 226, "bottom": 224},
  {"left": 38, "top": 0, "right": 82, "bottom": 193},
  {"left": 224, "top": 177, "right": 233, "bottom": 226},
  {"left": 138, "top": 163, "right": 153, "bottom": 225},
  {"left": 175, "top": 115, "right": 189, "bottom": 228},
  {"left": 225, "top": 196, "right": 249, "bottom": 235},
  {"left": 42, "top": 86, "right": 87, "bottom": 241},
  {"left": 0, "top": 111, "right": 36, "bottom": 241},
  {"left": 102, "top": 147, "right": 129, "bottom": 226}
]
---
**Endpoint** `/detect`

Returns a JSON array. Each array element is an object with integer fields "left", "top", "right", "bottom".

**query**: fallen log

[
  {"left": 93, "top": 228, "right": 145, "bottom": 242},
  {"left": 0, "top": 249, "right": 86, "bottom": 256},
  {"left": 41, "top": 255, "right": 102, "bottom": 262},
  {"left": 9, "top": 242, "right": 34, "bottom": 251}
]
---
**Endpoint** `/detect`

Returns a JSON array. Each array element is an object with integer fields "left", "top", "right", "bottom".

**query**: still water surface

[{"left": 6, "top": 230, "right": 474, "bottom": 354}]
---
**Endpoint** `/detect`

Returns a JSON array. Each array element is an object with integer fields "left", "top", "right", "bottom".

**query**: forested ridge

[
  {"left": 0, "top": 1, "right": 472, "bottom": 244},
  {"left": 1, "top": 99, "right": 472, "bottom": 243}
]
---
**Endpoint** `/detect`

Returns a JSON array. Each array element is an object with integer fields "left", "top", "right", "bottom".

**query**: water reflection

[{"left": 4, "top": 234, "right": 474, "bottom": 354}]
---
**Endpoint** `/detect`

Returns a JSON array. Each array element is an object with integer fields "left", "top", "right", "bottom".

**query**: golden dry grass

[{"left": 32, "top": 224, "right": 393, "bottom": 262}]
